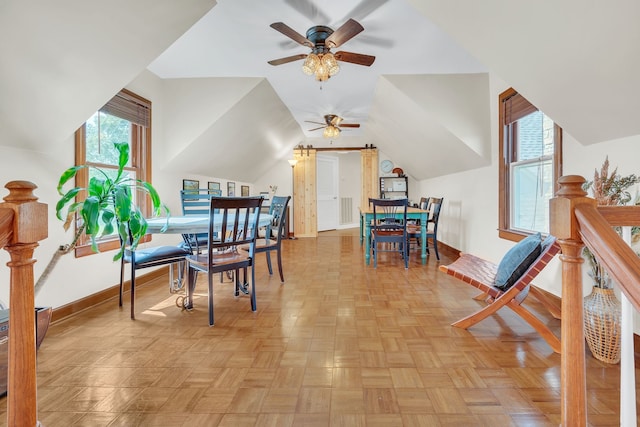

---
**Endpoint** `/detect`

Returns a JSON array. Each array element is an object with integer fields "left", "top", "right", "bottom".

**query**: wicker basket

[{"left": 583, "top": 287, "right": 621, "bottom": 364}]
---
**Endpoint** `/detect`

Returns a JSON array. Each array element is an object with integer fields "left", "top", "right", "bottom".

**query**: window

[
  {"left": 74, "top": 89, "right": 152, "bottom": 256},
  {"left": 499, "top": 88, "right": 562, "bottom": 241}
]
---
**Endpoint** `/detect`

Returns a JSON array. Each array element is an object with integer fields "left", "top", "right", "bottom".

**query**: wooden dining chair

[
  {"left": 408, "top": 197, "right": 443, "bottom": 260},
  {"left": 241, "top": 195, "right": 291, "bottom": 282},
  {"left": 180, "top": 189, "right": 214, "bottom": 253},
  {"left": 186, "top": 196, "right": 263, "bottom": 326},
  {"left": 369, "top": 197, "right": 409, "bottom": 269}
]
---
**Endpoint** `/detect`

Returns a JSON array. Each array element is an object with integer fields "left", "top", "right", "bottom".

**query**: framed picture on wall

[
  {"left": 259, "top": 191, "right": 269, "bottom": 200},
  {"left": 241, "top": 185, "right": 249, "bottom": 197},
  {"left": 227, "top": 182, "right": 235, "bottom": 196},
  {"left": 182, "top": 179, "right": 199, "bottom": 194},
  {"left": 208, "top": 181, "right": 221, "bottom": 196}
]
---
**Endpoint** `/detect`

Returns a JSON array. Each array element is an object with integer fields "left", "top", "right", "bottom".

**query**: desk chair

[
  {"left": 119, "top": 238, "right": 191, "bottom": 320},
  {"left": 369, "top": 198, "right": 409, "bottom": 269},
  {"left": 186, "top": 196, "right": 263, "bottom": 326}
]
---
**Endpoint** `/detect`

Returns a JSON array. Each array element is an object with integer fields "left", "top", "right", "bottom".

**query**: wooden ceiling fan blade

[
  {"left": 305, "top": 120, "right": 326, "bottom": 125},
  {"left": 268, "top": 54, "right": 308, "bottom": 66},
  {"left": 340, "top": 0, "right": 389, "bottom": 22},
  {"left": 326, "top": 114, "right": 341, "bottom": 126},
  {"left": 334, "top": 51, "right": 376, "bottom": 66},
  {"left": 339, "top": 123, "right": 360, "bottom": 128},
  {"left": 325, "top": 19, "right": 364, "bottom": 48},
  {"left": 357, "top": 34, "right": 394, "bottom": 48},
  {"left": 307, "top": 126, "right": 326, "bottom": 132},
  {"left": 284, "top": 0, "right": 330, "bottom": 24},
  {"left": 270, "top": 22, "right": 313, "bottom": 47}
]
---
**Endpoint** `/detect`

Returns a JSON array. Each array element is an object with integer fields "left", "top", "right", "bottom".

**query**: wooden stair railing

[
  {"left": 550, "top": 175, "right": 640, "bottom": 427},
  {"left": 0, "top": 181, "right": 48, "bottom": 426}
]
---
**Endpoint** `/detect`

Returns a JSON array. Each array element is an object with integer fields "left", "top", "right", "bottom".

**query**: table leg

[
  {"left": 421, "top": 223, "right": 427, "bottom": 265},
  {"left": 186, "top": 266, "right": 195, "bottom": 310},
  {"left": 365, "top": 220, "right": 371, "bottom": 265}
]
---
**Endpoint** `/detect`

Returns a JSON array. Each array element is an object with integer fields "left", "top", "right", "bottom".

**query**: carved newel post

[
  {"left": 0, "top": 181, "right": 48, "bottom": 426},
  {"left": 549, "top": 175, "right": 594, "bottom": 427}
]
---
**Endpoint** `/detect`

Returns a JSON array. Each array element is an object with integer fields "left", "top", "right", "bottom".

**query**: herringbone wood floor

[{"left": 1, "top": 229, "right": 634, "bottom": 426}]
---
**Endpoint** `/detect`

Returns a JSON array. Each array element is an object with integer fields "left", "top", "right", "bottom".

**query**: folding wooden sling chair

[{"left": 439, "top": 235, "right": 562, "bottom": 353}]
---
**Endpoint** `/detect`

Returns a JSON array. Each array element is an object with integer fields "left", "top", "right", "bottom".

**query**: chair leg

[
  {"left": 509, "top": 302, "right": 561, "bottom": 353},
  {"left": 403, "top": 241, "right": 408, "bottom": 269},
  {"left": 276, "top": 249, "right": 284, "bottom": 283},
  {"left": 130, "top": 264, "right": 136, "bottom": 320},
  {"left": 265, "top": 251, "right": 273, "bottom": 275},
  {"left": 235, "top": 269, "right": 241, "bottom": 296},
  {"left": 208, "top": 272, "right": 214, "bottom": 326},
  {"left": 372, "top": 240, "right": 378, "bottom": 268},
  {"left": 119, "top": 257, "right": 125, "bottom": 308},
  {"left": 250, "top": 265, "right": 257, "bottom": 312},
  {"left": 433, "top": 238, "right": 440, "bottom": 260}
]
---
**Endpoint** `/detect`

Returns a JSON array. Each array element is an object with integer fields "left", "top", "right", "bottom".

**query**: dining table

[
  {"left": 145, "top": 213, "right": 273, "bottom": 235},
  {"left": 359, "top": 206, "right": 430, "bottom": 265},
  {"left": 144, "top": 212, "right": 274, "bottom": 308}
]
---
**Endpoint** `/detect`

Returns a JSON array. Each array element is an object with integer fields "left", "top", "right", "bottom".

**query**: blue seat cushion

[
  {"left": 125, "top": 245, "right": 191, "bottom": 265},
  {"left": 495, "top": 233, "right": 542, "bottom": 290}
]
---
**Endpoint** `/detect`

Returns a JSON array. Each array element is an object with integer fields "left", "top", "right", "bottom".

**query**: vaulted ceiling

[{"left": 2, "top": 0, "right": 639, "bottom": 184}]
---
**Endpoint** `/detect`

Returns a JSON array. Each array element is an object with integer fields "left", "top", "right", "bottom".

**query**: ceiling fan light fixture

[
  {"left": 322, "top": 53, "right": 340, "bottom": 76},
  {"left": 323, "top": 125, "right": 340, "bottom": 139},
  {"left": 315, "top": 62, "right": 329, "bottom": 81},
  {"left": 302, "top": 53, "right": 320, "bottom": 75}
]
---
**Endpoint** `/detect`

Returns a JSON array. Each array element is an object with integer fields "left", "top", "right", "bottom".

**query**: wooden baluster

[
  {"left": 549, "top": 175, "right": 593, "bottom": 426},
  {"left": 0, "top": 181, "right": 48, "bottom": 426}
]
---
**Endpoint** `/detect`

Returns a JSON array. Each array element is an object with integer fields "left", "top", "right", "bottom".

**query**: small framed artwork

[
  {"left": 208, "top": 181, "right": 221, "bottom": 195},
  {"left": 227, "top": 181, "right": 236, "bottom": 196},
  {"left": 259, "top": 191, "right": 270, "bottom": 200},
  {"left": 182, "top": 179, "right": 199, "bottom": 194},
  {"left": 241, "top": 185, "right": 250, "bottom": 197}
]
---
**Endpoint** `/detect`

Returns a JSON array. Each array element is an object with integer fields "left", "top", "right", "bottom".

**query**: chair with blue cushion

[
  {"left": 119, "top": 237, "right": 191, "bottom": 320},
  {"left": 439, "top": 234, "right": 562, "bottom": 353}
]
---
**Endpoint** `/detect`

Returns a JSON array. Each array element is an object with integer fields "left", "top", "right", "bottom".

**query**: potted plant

[
  {"left": 35, "top": 141, "right": 168, "bottom": 294},
  {"left": 582, "top": 157, "right": 639, "bottom": 364}
]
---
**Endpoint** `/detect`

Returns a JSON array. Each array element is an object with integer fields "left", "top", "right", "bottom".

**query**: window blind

[
  {"left": 503, "top": 92, "right": 538, "bottom": 125},
  {"left": 100, "top": 89, "right": 151, "bottom": 128}
]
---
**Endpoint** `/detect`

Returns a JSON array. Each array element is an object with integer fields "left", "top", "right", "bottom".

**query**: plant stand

[{"left": 584, "top": 286, "right": 621, "bottom": 364}]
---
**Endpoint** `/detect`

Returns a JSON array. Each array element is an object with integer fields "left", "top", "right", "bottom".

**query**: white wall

[
  {"left": 0, "top": 70, "right": 252, "bottom": 309},
  {"left": 417, "top": 73, "right": 640, "bottom": 301}
]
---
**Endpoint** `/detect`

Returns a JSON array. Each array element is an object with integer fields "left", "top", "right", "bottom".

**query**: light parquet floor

[{"left": 2, "top": 228, "right": 636, "bottom": 426}]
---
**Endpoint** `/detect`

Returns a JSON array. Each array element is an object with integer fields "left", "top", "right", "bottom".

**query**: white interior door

[{"left": 317, "top": 155, "right": 339, "bottom": 231}]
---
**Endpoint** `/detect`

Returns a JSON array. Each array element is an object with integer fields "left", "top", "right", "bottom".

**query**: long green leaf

[
  {"left": 114, "top": 186, "right": 131, "bottom": 222},
  {"left": 113, "top": 222, "right": 129, "bottom": 261},
  {"left": 115, "top": 142, "right": 129, "bottom": 181},
  {"left": 128, "top": 211, "right": 148, "bottom": 251},
  {"left": 88, "top": 176, "right": 107, "bottom": 198},
  {"left": 81, "top": 197, "right": 101, "bottom": 235},
  {"left": 57, "top": 166, "right": 85, "bottom": 195},
  {"left": 101, "top": 210, "right": 115, "bottom": 236},
  {"left": 55, "top": 188, "right": 82, "bottom": 220}
]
